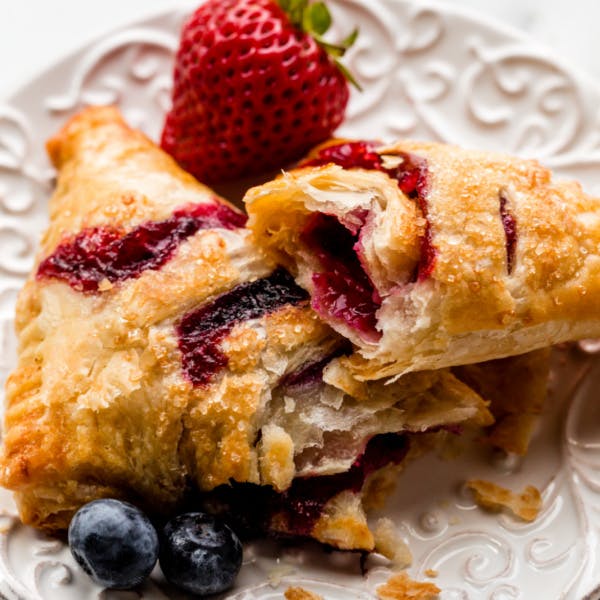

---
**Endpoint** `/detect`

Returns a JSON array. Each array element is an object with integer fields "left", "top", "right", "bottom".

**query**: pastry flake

[
  {"left": 376, "top": 571, "right": 441, "bottom": 600},
  {"left": 373, "top": 517, "right": 412, "bottom": 568},
  {"left": 284, "top": 587, "right": 324, "bottom": 600},
  {"left": 466, "top": 479, "right": 542, "bottom": 522}
]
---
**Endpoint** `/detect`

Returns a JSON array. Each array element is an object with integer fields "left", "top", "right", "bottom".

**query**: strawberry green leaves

[
  {"left": 304, "top": 2, "right": 332, "bottom": 35},
  {"left": 276, "top": 0, "right": 361, "bottom": 90}
]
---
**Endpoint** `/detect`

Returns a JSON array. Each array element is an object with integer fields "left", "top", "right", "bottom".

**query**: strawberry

[{"left": 161, "top": 0, "right": 358, "bottom": 184}]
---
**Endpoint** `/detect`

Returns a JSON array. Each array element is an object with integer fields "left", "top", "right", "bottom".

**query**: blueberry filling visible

[
  {"left": 301, "top": 212, "right": 382, "bottom": 341},
  {"left": 204, "top": 433, "right": 410, "bottom": 539},
  {"left": 177, "top": 269, "right": 308, "bottom": 387},
  {"left": 37, "top": 202, "right": 247, "bottom": 292},
  {"left": 499, "top": 190, "right": 517, "bottom": 274}
]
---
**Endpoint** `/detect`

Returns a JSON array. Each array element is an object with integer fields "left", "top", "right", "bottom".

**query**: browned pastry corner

[{"left": 454, "top": 348, "right": 551, "bottom": 455}]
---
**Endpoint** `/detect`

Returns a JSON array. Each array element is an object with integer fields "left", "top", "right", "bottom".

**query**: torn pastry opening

[
  {"left": 204, "top": 357, "right": 492, "bottom": 550},
  {"left": 245, "top": 141, "right": 430, "bottom": 347}
]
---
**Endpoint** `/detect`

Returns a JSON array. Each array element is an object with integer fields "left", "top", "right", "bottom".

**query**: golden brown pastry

[
  {"left": 0, "top": 108, "right": 493, "bottom": 552},
  {"left": 245, "top": 139, "right": 600, "bottom": 381}
]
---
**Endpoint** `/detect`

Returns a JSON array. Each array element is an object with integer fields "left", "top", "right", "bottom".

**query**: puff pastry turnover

[
  {"left": 245, "top": 140, "right": 600, "bottom": 380},
  {"left": 0, "top": 108, "right": 498, "bottom": 552}
]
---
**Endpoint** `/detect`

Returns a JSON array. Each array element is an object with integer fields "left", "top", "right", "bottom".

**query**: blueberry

[
  {"left": 68, "top": 499, "right": 159, "bottom": 589},
  {"left": 159, "top": 512, "right": 243, "bottom": 595}
]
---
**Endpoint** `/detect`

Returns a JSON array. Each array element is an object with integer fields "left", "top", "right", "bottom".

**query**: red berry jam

[
  {"left": 301, "top": 212, "right": 382, "bottom": 341},
  {"left": 303, "top": 141, "right": 383, "bottom": 171},
  {"left": 499, "top": 191, "right": 517, "bottom": 274},
  {"left": 37, "top": 202, "right": 247, "bottom": 292},
  {"left": 303, "top": 140, "right": 429, "bottom": 199},
  {"left": 298, "top": 141, "right": 435, "bottom": 339},
  {"left": 177, "top": 269, "right": 308, "bottom": 387},
  {"left": 303, "top": 141, "right": 435, "bottom": 281}
]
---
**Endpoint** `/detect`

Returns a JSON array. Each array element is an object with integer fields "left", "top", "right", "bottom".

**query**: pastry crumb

[
  {"left": 284, "top": 586, "right": 324, "bottom": 600},
  {"left": 466, "top": 479, "right": 541, "bottom": 521},
  {"left": 425, "top": 569, "right": 438, "bottom": 578},
  {"left": 373, "top": 517, "right": 412, "bottom": 569},
  {"left": 376, "top": 572, "right": 441, "bottom": 599}
]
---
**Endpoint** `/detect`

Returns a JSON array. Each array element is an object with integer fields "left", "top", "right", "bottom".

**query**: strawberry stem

[{"left": 276, "top": 0, "right": 361, "bottom": 90}]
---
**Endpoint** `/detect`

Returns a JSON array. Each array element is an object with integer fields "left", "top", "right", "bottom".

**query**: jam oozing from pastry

[
  {"left": 303, "top": 141, "right": 435, "bottom": 280},
  {"left": 205, "top": 433, "right": 409, "bottom": 539},
  {"left": 301, "top": 212, "right": 382, "bottom": 341},
  {"left": 178, "top": 269, "right": 308, "bottom": 387},
  {"left": 499, "top": 190, "right": 517, "bottom": 274},
  {"left": 37, "top": 202, "right": 247, "bottom": 292}
]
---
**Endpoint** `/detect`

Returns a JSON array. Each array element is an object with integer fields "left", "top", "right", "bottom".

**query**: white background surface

[{"left": 0, "top": 0, "right": 599, "bottom": 100}]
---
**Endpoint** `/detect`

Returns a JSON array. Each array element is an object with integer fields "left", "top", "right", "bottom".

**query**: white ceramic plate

[{"left": 2, "top": 1, "right": 600, "bottom": 598}]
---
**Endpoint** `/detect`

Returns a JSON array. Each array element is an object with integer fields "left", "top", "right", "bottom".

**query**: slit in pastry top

[{"left": 499, "top": 188, "right": 518, "bottom": 275}]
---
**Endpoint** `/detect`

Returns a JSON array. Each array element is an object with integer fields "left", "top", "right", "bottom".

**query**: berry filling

[
  {"left": 303, "top": 141, "right": 434, "bottom": 280},
  {"left": 499, "top": 190, "right": 517, "bottom": 274},
  {"left": 301, "top": 212, "right": 382, "bottom": 342},
  {"left": 296, "top": 141, "right": 434, "bottom": 339},
  {"left": 178, "top": 269, "right": 308, "bottom": 387},
  {"left": 37, "top": 202, "right": 247, "bottom": 292},
  {"left": 205, "top": 433, "right": 410, "bottom": 539}
]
